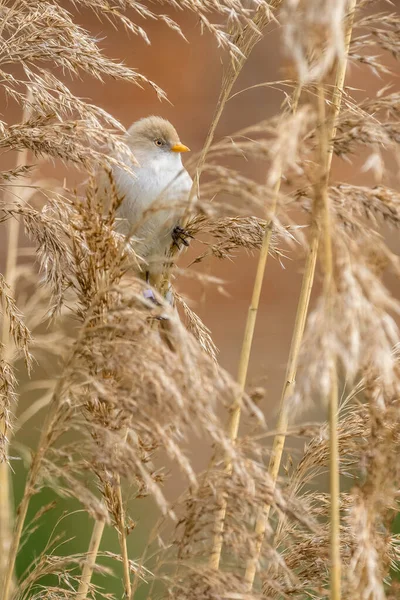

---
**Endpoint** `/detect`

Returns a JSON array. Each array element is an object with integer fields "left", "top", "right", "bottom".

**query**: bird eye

[{"left": 154, "top": 139, "right": 163, "bottom": 147}]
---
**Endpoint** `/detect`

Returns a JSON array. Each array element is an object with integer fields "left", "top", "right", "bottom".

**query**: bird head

[{"left": 126, "top": 116, "right": 190, "bottom": 157}]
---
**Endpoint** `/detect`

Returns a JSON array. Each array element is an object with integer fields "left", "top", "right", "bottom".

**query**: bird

[{"left": 102, "top": 116, "right": 193, "bottom": 286}]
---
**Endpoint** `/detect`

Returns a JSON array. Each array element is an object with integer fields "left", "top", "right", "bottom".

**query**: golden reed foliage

[{"left": 1, "top": 1, "right": 400, "bottom": 599}]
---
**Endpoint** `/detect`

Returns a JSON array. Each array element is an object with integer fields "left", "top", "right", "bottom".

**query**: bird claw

[
  {"left": 143, "top": 288, "right": 169, "bottom": 321},
  {"left": 172, "top": 225, "right": 193, "bottom": 249},
  {"left": 144, "top": 288, "right": 161, "bottom": 306}
]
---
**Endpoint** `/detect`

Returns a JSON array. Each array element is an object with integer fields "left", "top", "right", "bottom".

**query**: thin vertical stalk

[
  {"left": 244, "top": 233, "right": 318, "bottom": 588},
  {"left": 2, "top": 381, "right": 66, "bottom": 600},
  {"left": 76, "top": 517, "right": 106, "bottom": 600},
  {"left": 109, "top": 425, "right": 131, "bottom": 599},
  {"left": 209, "top": 87, "right": 302, "bottom": 571},
  {"left": 158, "top": 2, "right": 282, "bottom": 297},
  {"left": 317, "top": 80, "right": 340, "bottom": 600},
  {"left": 329, "top": 362, "right": 340, "bottom": 599},
  {"left": 115, "top": 475, "right": 131, "bottom": 599},
  {"left": 209, "top": 194, "right": 280, "bottom": 570},
  {"left": 209, "top": 187, "right": 280, "bottom": 569},
  {"left": 0, "top": 88, "right": 32, "bottom": 590},
  {"left": 243, "top": 1, "right": 357, "bottom": 590},
  {"left": 186, "top": 0, "right": 282, "bottom": 211},
  {"left": 1, "top": 89, "right": 33, "bottom": 344},
  {"left": 2, "top": 314, "right": 96, "bottom": 600}
]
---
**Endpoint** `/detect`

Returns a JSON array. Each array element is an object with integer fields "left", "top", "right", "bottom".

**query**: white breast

[{"left": 113, "top": 150, "right": 192, "bottom": 272}]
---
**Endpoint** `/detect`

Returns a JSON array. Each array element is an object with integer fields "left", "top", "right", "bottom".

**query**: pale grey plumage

[{"left": 102, "top": 116, "right": 192, "bottom": 277}]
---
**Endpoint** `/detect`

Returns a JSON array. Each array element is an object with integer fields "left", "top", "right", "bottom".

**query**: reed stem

[
  {"left": 209, "top": 86, "right": 301, "bottom": 571},
  {"left": 159, "top": 2, "right": 282, "bottom": 297},
  {"left": 244, "top": 232, "right": 319, "bottom": 588},
  {"left": 0, "top": 88, "right": 32, "bottom": 592},
  {"left": 209, "top": 206, "right": 280, "bottom": 570},
  {"left": 2, "top": 318, "right": 92, "bottom": 599},
  {"left": 76, "top": 517, "right": 106, "bottom": 600},
  {"left": 172, "top": 20, "right": 283, "bottom": 557},
  {"left": 3, "top": 443, "right": 47, "bottom": 600},
  {"left": 317, "top": 77, "right": 341, "bottom": 598},
  {"left": 243, "top": 2, "right": 357, "bottom": 589},
  {"left": 329, "top": 362, "right": 341, "bottom": 599},
  {"left": 115, "top": 476, "right": 132, "bottom": 599}
]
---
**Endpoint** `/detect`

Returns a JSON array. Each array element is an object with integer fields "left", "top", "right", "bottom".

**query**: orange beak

[{"left": 171, "top": 142, "right": 190, "bottom": 153}]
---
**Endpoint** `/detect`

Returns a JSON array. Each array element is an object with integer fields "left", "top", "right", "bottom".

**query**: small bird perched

[{"left": 103, "top": 116, "right": 193, "bottom": 284}]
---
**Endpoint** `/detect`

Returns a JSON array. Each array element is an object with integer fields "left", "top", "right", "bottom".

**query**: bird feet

[
  {"left": 143, "top": 288, "right": 161, "bottom": 306},
  {"left": 171, "top": 225, "right": 193, "bottom": 249},
  {"left": 143, "top": 288, "right": 169, "bottom": 321}
]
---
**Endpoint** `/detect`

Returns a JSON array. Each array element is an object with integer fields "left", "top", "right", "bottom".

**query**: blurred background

[{"left": 1, "top": 1, "right": 399, "bottom": 596}]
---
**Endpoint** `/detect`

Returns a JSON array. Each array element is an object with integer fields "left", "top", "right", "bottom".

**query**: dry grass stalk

[
  {"left": 205, "top": 2, "right": 284, "bottom": 571},
  {"left": 2, "top": 331, "right": 89, "bottom": 600},
  {"left": 0, "top": 87, "right": 33, "bottom": 590},
  {"left": 243, "top": 234, "right": 320, "bottom": 590},
  {"left": 316, "top": 80, "right": 340, "bottom": 599},
  {"left": 114, "top": 474, "right": 131, "bottom": 598},
  {"left": 186, "top": 0, "right": 282, "bottom": 208},
  {"left": 76, "top": 517, "right": 106, "bottom": 600},
  {"left": 242, "top": 0, "right": 359, "bottom": 591},
  {"left": 156, "top": 0, "right": 283, "bottom": 296},
  {"left": 209, "top": 85, "right": 302, "bottom": 573}
]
